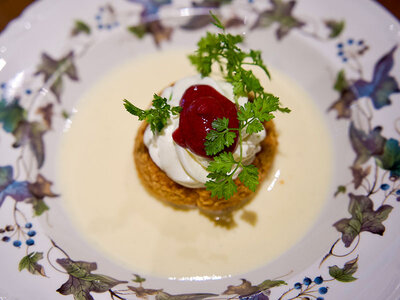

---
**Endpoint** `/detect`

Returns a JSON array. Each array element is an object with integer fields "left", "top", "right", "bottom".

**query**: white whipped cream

[{"left": 143, "top": 75, "right": 266, "bottom": 188}]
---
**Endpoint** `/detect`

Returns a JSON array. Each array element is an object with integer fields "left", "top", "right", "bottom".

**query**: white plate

[{"left": 0, "top": 0, "right": 400, "bottom": 299}]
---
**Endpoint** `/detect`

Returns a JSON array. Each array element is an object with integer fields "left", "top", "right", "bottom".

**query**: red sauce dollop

[{"left": 172, "top": 85, "right": 239, "bottom": 158}]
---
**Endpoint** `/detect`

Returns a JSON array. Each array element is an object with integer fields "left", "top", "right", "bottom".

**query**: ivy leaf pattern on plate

[
  {"left": 329, "top": 257, "right": 358, "bottom": 283},
  {"left": 223, "top": 278, "right": 286, "bottom": 296},
  {"left": 325, "top": 19, "right": 345, "bottom": 38},
  {"left": 12, "top": 121, "right": 47, "bottom": 168},
  {"left": 251, "top": 0, "right": 305, "bottom": 40},
  {"left": 127, "top": 0, "right": 173, "bottom": 46},
  {"left": 25, "top": 174, "right": 58, "bottom": 216},
  {"left": 180, "top": 0, "right": 235, "bottom": 30},
  {"left": 34, "top": 51, "right": 79, "bottom": 102},
  {"left": 375, "top": 138, "right": 400, "bottom": 178},
  {"left": 349, "top": 123, "right": 386, "bottom": 166},
  {"left": 0, "top": 99, "right": 49, "bottom": 168},
  {"left": 56, "top": 258, "right": 127, "bottom": 300},
  {"left": 0, "top": 166, "right": 32, "bottom": 207},
  {"left": 257, "top": 279, "right": 287, "bottom": 291},
  {"left": 127, "top": 285, "right": 161, "bottom": 298},
  {"left": 36, "top": 103, "right": 54, "bottom": 129},
  {"left": 71, "top": 20, "right": 91, "bottom": 36},
  {"left": 353, "top": 46, "right": 400, "bottom": 109},
  {"left": 350, "top": 165, "right": 371, "bottom": 189},
  {"left": 1, "top": 2, "right": 400, "bottom": 300},
  {"left": 18, "top": 252, "right": 46, "bottom": 277},
  {"left": 28, "top": 174, "right": 58, "bottom": 199},
  {"left": 328, "top": 70, "right": 357, "bottom": 119},
  {"left": 0, "top": 98, "right": 26, "bottom": 133},
  {"left": 128, "top": 21, "right": 172, "bottom": 47},
  {"left": 223, "top": 279, "right": 261, "bottom": 296},
  {"left": 333, "top": 194, "right": 393, "bottom": 247}
]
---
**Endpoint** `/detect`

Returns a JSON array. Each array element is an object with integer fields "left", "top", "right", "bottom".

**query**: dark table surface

[{"left": 0, "top": 0, "right": 399, "bottom": 33}]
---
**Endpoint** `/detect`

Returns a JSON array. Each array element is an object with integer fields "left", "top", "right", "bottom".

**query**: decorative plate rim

[{"left": 1, "top": 0, "right": 400, "bottom": 300}]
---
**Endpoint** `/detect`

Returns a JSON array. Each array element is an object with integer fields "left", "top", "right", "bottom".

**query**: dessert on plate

[{"left": 124, "top": 14, "right": 288, "bottom": 215}]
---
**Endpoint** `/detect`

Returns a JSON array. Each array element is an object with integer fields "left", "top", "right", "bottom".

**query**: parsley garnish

[
  {"left": 190, "top": 12, "right": 290, "bottom": 200},
  {"left": 123, "top": 95, "right": 182, "bottom": 133}
]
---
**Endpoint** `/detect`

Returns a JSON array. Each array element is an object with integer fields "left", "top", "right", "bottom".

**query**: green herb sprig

[
  {"left": 123, "top": 95, "right": 181, "bottom": 134},
  {"left": 123, "top": 12, "right": 290, "bottom": 201},
  {"left": 189, "top": 12, "right": 290, "bottom": 200}
]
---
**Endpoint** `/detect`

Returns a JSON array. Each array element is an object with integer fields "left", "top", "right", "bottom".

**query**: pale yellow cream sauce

[{"left": 58, "top": 50, "right": 333, "bottom": 279}]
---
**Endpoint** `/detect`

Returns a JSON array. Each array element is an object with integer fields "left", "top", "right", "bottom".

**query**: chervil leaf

[
  {"left": 123, "top": 99, "right": 148, "bottom": 120},
  {"left": 171, "top": 106, "right": 182, "bottom": 115},
  {"left": 205, "top": 176, "right": 237, "bottom": 200},
  {"left": 187, "top": 13, "right": 288, "bottom": 115},
  {"left": 207, "top": 152, "right": 236, "bottom": 175},
  {"left": 205, "top": 118, "right": 237, "bottom": 156},
  {"left": 238, "top": 102, "right": 254, "bottom": 121},
  {"left": 206, "top": 152, "right": 239, "bottom": 199},
  {"left": 205, "top": 132, "right": 228, "bottom": 156},
  {"left": 249, "top": 50, "right": 270, "bottom": 79},
  {"left": 246, "top": 119, "right": 264, "bottom": 134},
  {"left": 189, "top": 14, "right": 289, "bottom": 200},
  {"left": 238, "top": 164, "right": 259, "bottom": 192},
  {"left": 212, "top": 117, "right": 229, "bottom": 131},
  {"left": 123, "top": 95, "right": 181, "bottom": 133},
  {"left": 152, "top": 94, "right": 169, "bottom": 109},
  {"left": 210, "top": 11, "right": 225, "bottom": 30},
  {"left": 253, "top": 95, "right": 280, "bottom": 122},
  {"left": 224, "top": 131, "right": 236, "bottom": 147},
  {"left": 232, "top": 76, "right": 246, "bottom": 97}
]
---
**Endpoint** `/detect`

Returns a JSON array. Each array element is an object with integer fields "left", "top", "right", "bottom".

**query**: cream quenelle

[{"left": 143, "top": 75, "right": 266, "bottom": 188}]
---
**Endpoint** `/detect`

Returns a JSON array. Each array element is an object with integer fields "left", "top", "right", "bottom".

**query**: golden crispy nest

[{"left": 134, "top": 120, "right": 278, "bottom": 215}]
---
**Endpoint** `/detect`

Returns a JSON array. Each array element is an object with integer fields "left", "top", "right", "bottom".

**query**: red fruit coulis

[{"left": 172, "top": 85, "right": 239, "bottom": 158}]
